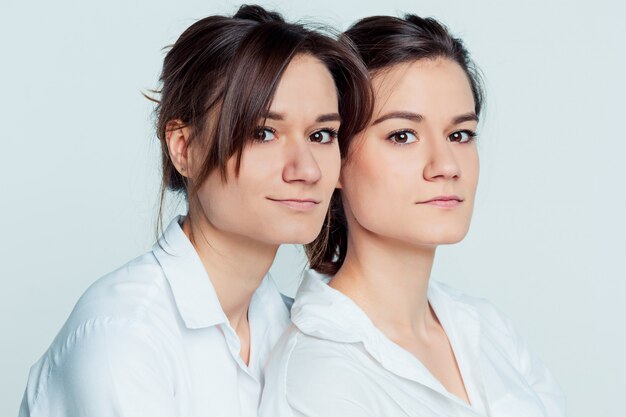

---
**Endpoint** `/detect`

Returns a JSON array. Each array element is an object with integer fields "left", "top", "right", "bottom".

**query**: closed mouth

[
  {"left": 418, "top": 195, "right": 463, "bottom": 204},
  {"left": 416, "top": 196, "right": 464, "bottom": 208},
  {"left": 267, "top": 197, "right": 320, "bottom": 210}
]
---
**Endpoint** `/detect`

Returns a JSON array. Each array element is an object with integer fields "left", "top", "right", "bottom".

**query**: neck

[
  {"left": 183, "top": 208, "right": 278, "bottom": 332},
  {"left": 331, "top": 226, "right": 437, "bottom": 339}
]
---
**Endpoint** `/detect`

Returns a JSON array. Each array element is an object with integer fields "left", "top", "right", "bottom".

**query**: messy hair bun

[{"left": 233, "top": 4, "right": 285, "bottom": 24}]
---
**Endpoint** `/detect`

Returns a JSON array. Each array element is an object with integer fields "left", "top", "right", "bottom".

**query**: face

[
  {"left": 339, "top": 58, "right": 479, "bottom": 247},
  {"left": 190, "top": 54, "right": 341, "bottom": 245}
]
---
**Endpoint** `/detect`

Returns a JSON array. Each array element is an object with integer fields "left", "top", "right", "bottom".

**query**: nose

[
  {"left": 423, "top": 139, "right": 461, "bottom": 181},
  {"left": 282, "top": 138, "right": 322, "bottom": 184}
]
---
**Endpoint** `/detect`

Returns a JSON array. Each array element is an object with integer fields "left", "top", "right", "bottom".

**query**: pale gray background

[{"left": 1, "top": 0, "right": 624, "bottom": 416}]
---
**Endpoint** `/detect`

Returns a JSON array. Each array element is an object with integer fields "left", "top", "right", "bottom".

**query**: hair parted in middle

[
  {"left": 151, "top": 4, "right": 373, "bottom": 227},
  {"left": 306, "top": 13, "right": 485, "bottom": 276}
]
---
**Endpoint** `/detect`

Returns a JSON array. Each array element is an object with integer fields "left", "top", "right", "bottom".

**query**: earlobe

[
  {"left": 336, "top": 176, "right": 343, "bottom": 189},
  {"left": 165, "top": 120, "right": 192, "bottom": 177}
]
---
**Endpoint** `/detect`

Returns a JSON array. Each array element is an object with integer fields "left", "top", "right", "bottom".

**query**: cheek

[
  {"left": 196, "top": 175, "right": 238, "bottom": 210},
  {"left": 235, "top": 146, "right": 283, "bottom": 192},
  {"left": 313, "top": 146, "right": 341, "bottom": 189},
  {"left": 459, "top": 147, "right": 480, "bottom": 196},
  {"left": 240, "top": 145, "right": 266, "bottom": 173},
  {"left": 342, "top": 147, "right": 415, "bottom": 223},
  {"left": 348, "top": 145, "right": 418, "bottom": 197},
  {"left": 195, "top": 152, "right": 272, "bottom": 223}
]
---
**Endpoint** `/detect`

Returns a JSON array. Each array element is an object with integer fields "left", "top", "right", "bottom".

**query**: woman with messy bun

[
  {"left": 261, "top": 13, "right": 565, "bottom": 417},
  {"left": 19, "top": 5, "right": 371, "bottom": 417}
]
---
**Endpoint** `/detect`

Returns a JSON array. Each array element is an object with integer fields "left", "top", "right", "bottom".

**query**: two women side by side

[{"left": 20, "top": 4, "right": 565, "bottom": 417}]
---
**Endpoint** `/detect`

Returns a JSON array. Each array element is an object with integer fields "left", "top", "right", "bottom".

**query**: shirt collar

[
  {"left": 292, "top": 271, "right": 481, "bottom": 341},
  {"left": 291, "top": 271, "right": 373, "bottom": 344},
  {"left": 152, "top": 216, "right": 290, "bottom": 333},
  {"left": 152, "top": 216, "right": 227, "bottom": 329},
  {"left": 291, "top": 270, "right": 484, "bottom": 411},
  {"left": 291, "top": 271, "right": 434, "bottom": 381}
]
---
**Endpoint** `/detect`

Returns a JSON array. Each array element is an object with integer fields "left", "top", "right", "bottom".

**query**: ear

[{"left": 165, "top": 120, "right": 192, "bottom": 177}]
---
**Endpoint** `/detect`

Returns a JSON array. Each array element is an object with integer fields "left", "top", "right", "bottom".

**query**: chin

[
  {"left": 425, "top": 229, "right": 470, "bottom": 245},
  {"left": 261, "top": 224, "right": 321, "bottom": 245},
  {"left": 435, "top": 236, "right": 466, "bottom": 245},
  {"left": 402, "top": 222, "right": 470, "bottom": 246}
]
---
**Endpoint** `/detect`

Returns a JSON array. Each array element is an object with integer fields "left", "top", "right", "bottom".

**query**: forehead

[
  {"left": 372, "top": 58, "right": 475, "bottom": 119},
  {"left": 269, "top": 54, "right": 338, "bottom": 115}
]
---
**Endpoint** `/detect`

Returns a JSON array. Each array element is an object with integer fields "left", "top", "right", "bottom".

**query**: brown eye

[
  {"left": 309, "top": 129, "right": 337, "bottom": 144},
  {"left": 388, "top": 130, "right": 417, "bottom": 145},
  {"left": 253, "top": 127, "right": 277, "bottom": 142},
  {"left": 448, "top": 130, "right": 475, "bottom": 143}
]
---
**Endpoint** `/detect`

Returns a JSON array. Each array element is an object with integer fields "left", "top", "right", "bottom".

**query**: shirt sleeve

[{"left": 20, "top": 318, "right": 181, "bottom": 417}]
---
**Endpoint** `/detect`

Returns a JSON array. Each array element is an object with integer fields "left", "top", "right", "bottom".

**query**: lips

[
  {"left": 267, "top": 197, "right": 320, "bottom": 211},
  {"left": 417, "top": 195, "right": 463, "bottom": 208}
]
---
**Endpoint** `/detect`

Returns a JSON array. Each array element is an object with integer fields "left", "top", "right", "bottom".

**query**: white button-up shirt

[
  {"left": 260, "top": 272, "right": 565, "bottom": 417},
  {"left": 20, "top": 216, "right": 290, "bottom": 417}
]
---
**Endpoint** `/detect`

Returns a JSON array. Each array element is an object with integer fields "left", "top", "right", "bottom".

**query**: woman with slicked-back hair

[
  {"left": 19, "top": 5, "right": 371, "bottom": 417},
  {"left": 261, "top": 14, "right": 565, "bottom": 417}
]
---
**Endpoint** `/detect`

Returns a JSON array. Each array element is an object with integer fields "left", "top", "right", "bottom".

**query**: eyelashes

[
  {"left": 253, "top": 127, "right": 277, "bottom": 142},
  {"left": 448, "top": 130, "right": 476, "bottom": 143},
  {"left": 252, "top": 126, "right": 339, "bottom": 144},
  {"left": 309, "top": 128, "right": 338, "bottom": 144},
  {"left": 387, "top": 129, "right": 418, "bottom": 145},
  {"left": 386, "top": 129, "right": 477, "bottom": 146}
]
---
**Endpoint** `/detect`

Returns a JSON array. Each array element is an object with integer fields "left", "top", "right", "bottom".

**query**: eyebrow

[
  {"left": 316, "top": 113, "right": 341, "bottom": 123},
  {"left": 371, "top": 111, "right": 479, "bottom": 126},
  {"left": 452, "top": 112, "right": 479, "bottom": 124},
  {"left": 372, "top": 111, "right": 423, "bottom": 125},
  {"left": 264, "top": 111, "right": 341, "bottom": 123}
]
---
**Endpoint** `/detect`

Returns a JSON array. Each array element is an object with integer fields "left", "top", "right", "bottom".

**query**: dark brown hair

[
  {"left": 150, "top": 4, "right": 372, "bottom": 230},
  {"left": 306, "top": 14, "right": 485, "bottom": 275}
]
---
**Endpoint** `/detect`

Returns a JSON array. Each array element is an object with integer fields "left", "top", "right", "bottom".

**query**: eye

[
  {"left": 448, "top": 130, "right": 476, "bottom": 143},
  {"left": 253, "top": 127, "right": 277, "bottom": 142},
  {"left": 387, "top": 130, "right": 417, "bottom": 145},
  {"left": 309, "top": 128, "right": 338, "bottom": 144}
]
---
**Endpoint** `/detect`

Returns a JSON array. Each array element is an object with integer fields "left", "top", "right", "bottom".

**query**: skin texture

[
  {"left": 167, "top": 54, "right": 341, "bottom": 363},
  {"left": 331, "top": 58, "right": 479, "bottom": 404}
]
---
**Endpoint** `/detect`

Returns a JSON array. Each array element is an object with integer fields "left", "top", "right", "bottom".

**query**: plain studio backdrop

[{"left": 1, "top": 0, "right": 624, "bottom": 416}]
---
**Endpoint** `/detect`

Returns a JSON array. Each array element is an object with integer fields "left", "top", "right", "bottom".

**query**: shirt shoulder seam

[{"left": 29, "top": 316, "right": 158, "bottom": 411}]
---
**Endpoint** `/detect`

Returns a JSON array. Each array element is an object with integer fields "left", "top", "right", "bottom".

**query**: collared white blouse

[
  {"left": 260, "top": 272, "right": 566, "bottom": 417},
  {"left": 20, "top": 216, "right": 290, "bottom": 417}
]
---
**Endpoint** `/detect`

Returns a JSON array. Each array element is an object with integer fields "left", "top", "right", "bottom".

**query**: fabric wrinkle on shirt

[
  {"left": 20, "top": 216, "right": 291, "bottom": 417},
  {"left": 259, "top": 271, "right": 566, "bottom": 417}
]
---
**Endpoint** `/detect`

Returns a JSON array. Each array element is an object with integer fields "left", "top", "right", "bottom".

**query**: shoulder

[
  {"left": 267, "top": 323, "right": 364, "bottom": 379},
  {"left": 49, "top": 250, "right": 181, "bottom": 360},
  {"left": 65, "top": 251, "right": 179, "bottom": 332},
  {"left": 23, "top": 315, "right": 178, "bottom": 416},
  {"left": 23, "top": 253, "right": 182, "bottom": 412},
  {"left": 262, "top": 325, "right": 376, "bottom": 417}
]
